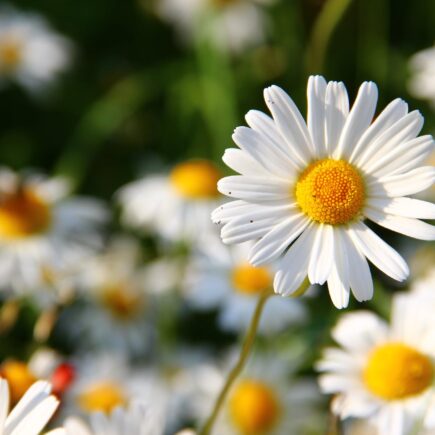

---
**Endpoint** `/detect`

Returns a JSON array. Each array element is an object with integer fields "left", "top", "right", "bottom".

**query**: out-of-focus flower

[
  {"left": 213, "top": 75, "right": 435, "bottom": 308},
  {"left": 154, "top": 0, "right": 275, "bottom": 53},
  {"left": 185, "top": 239, "right": 306, "bottom": 334},
  {"left": 317, "top": 292, "right": 435, "bottom": 435},
  {"left": 59, "top": 236, "right": 155, "bottom": 355},
  {"left": 0, "top": 168, "right": 108, "bottom": 298},
  {"left": 0, "top": 5, "right": 72, "bottom": 93},
  {"left": 61, "top": 401, "right": 165, "bottom": 435},
  {"left": 180, "top": 354, "right": 324, "bottom": 434},
  {"left": 117, "top": 160, "right": 222, "bottom": 245},
  {"left": 409, "top": 45, "right": 435, "bottom": 108},
  {"left": 0, "top": 378, "right": 60, "bottom": 435}
]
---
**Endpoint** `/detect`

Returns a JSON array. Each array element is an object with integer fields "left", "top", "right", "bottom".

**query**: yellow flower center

[
  {"left": 100, "top": 283, "right": 143, "bottom": 320},
  {"left": 229, "top": 379, "right": 280, "bottom": 434},
  {"left": 295, "top": 159, "right": 365, "bottom": 225},
  {"left": 77, "top": 381, "right": 127, "bottom": 413},
  {"left": 363, "top": 343, "right": 434, "bottom": 401},
  {"left": 0, "top": 188, "right": 51, "bottom": 239},
  {"left": 231, "top": 263, "right": 272, "bottom": 295},
  {"left": 170, "top": 160, "right": 221, "bottom": 199},
  {"left": 0, "top": 38, "right": 22, "bottom": 72},
  {"left": 1, "top": 361, "right": 37, "bottom": 405}
]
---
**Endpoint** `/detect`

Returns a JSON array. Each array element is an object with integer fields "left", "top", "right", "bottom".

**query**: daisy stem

[
  {"left": 306, "top": 0, "right": 355, "bottom": 74},
  {"left": 199, "top": 288, "right": 272, "bottom": 435}
]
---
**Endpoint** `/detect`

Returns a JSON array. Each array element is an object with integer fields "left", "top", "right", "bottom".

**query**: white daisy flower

[
  {"left": 0, "top": 378, "right": 60, "bottom": 435},
  {"left": 409, "top": 45, "right": 435, "bottom": 108},
  {"left": 155, "top": 0, "right": 274, "bottom": 54},
  {"left": 317, "top": 292, "right": 435, "bottom": 435},
  {"left": 0, "top": 168, "right": 107, "bottom": 297},
  {"left": 60, "top": 401, "right": 165, "bottom": 435},
  {"left": 185, "top": 238, "right": 306, "bottom": 334},
  {"left": 213, "top": 75, "right": 435, "bottom": 308},
  {"left": 0, "top": 5, "right": 71, "bottom": 93},
  {"left": 117, "top": 160, "right": 222, "bottom": 244}
]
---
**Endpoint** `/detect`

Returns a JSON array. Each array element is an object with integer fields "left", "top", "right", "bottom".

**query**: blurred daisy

[
  {"left": 0, "top": 379, "right": 60, "bottom": 435},
  {"left": 0, "top": 168, "right": 107, "bottom": 297},
  {"left": 59, "top": 236, "right": 154, "bottom": 355},
  {"left": 61, "top": 401, "right": 165, "bottom": 435},
  {"left": 317, "top": 292, "right": 435, "bottom": 435},
  {"left": 409, "top": 45, "right": 435, "bottom": 108},
  {"left": 155, "top": 0, "right": 274, "bottom": 53},
  {"left": 185, "top": 353, "right": 324, "bottom": 434},
  {"left": 185, "top": 239, "right": 306, "bottom": 334},
  {"left": 214, "top": 75, "right": 435, "bottom": 308},
  {"left": 0, "top": 5, "right": 71, "bottom": 93},
  {"left": 117, "top": 160, "right": 222, "bottom": 244}
]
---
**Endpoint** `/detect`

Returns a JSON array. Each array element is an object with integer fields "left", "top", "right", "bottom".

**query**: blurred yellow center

[
  {"left": 230, "top": 379, "right": 280, "bottom": 434},
  {"left": 211, "top": 0, "right": 239, "bottom": 7},
  {"left": 170, "top": 161, "right": 221, "bottom": 199},
  {"left": 101, "top": 284, "right": 143, "bottom": 320},
  {"left": 0, "top": 38, "right": 22, "bottom": 71},
  {"left": 363, "top": 343, "right": 433, "bottom": 401},
  {"left": 231, "top": 263, "right": 272, "bottom": 295},
  {"left": 0, "top": 189, "right": 51, "bottom": 239},
  {"left": 77, "top": 381, "right": 127, "bottom": 413},
  {"left": 295, "top": 159, "right": 365, "bottom": 225},
  {"left": 1, "top": 361, "right": 37, "bottom": 405}
]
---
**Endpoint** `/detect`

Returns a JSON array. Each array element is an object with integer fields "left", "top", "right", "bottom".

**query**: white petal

[
  {"left": 350, "top": 98, "right": 408, "bottom": 164},
  {"left": 325, "top": 81, "right": 349, "bottom": 156},
  {"left": 308, "top": 224, "right": 334, "bottom": 285},
  {"left": 264, "top": 85, "right": 313, "bottom": 164},
  {"left": 365, "top": 207, "right": 435, "bottom": 240},
  {"left": 307, "top": 75, "right": 327, "bottom": 158},
  {"left": 249, "top": 213, "right": 310, "bottom": 265},
  {"left": 220, "top": 216, "right": 277, "bottom": 244},
  {"left": 368, "top": 166, "right": 435, "bottom": 197},
  {"left": 0, "top": 379, "right": 9, "bottom": 430},
  {"left": 222, "top": 148, "right": 269, "bottom": 176},
  {"left": 368, "top": 197, "right": 435, "bottom": 219},
  {"left": 334, "top": 81, "right": 378, "bottom": 159},
  {"left": 274, "top": 224, "right": 316, "bottom": 296},
  {"left": 347, "top": 221, "right": 409, "bottom": 281},
  {"left": 217, "top": 175, "right": 290, "bottom": 201}
]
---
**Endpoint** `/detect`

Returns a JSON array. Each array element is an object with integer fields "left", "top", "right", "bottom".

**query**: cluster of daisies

[{"left": 2, "top": 2, "right": 435, "bottom": 435}]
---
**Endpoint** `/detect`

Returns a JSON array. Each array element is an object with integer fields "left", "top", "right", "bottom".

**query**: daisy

[
  {"left": 155, "top": 0, "right": 274, "bottom": 54},
  {"left": 185, "top": 238, "right": 306, "bottom": 334},
  {"left": 213, "top": 75, "right": 435, "bottom": 308},
  {"left": 0, "top": 378, "right": 60, "bottom": 435},
  {"left": 409, "top": 45, "right": 435, "bottom": 108},
  {"left": 317, "top": 292, "right": 435, "bottom": 435},
  {"left": 0, "top": 168, "right": 107, "bottom": 297},
  {"left": 117, "top": 160, "right": 222, "bottom": 244},
  {"left": 0, "top": 5, "right": 71, "bottom": 93}
]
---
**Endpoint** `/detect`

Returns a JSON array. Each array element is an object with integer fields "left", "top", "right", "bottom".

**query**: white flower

[
  {"left": 317, "top": 292, "right": 435, "bottom": 435},
  {"left": 117, "top": 160, "right": 223, "bottom": 244},
  {"left": 213, "top": 75, "right": 435, "bottom": 308},
  {"left": 155, "top": 0, "right": 274, "bottom": 53},
  {"left": 60, "top": 401, "right": 165, "bottom": 435},
  {"left": 185, "top": 239, "right": 306, "bottom": 334},
  {"left": 409, "top": 45, "right": 435, "bottom": 107},
  {"left": 0, "top": 379, "right": 60, "bottom": 435},
  {"left": 0, "top": 168, "right": 107, "bottom": 297},
  {"left": 0, "top": 5, "right": 71, "bottom": 92}
]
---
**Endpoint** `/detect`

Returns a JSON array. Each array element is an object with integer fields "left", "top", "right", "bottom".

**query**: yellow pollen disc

[
  {"left": 229, "top": 379, "right": 280, "bottom": 434},
  {"left": 363, "top": 343, "right": 434, "bottom": 401},
  {"left": 0, "top": 38, "right": 22, "bottom": 72},
  {"left": 100, "top": 283, "right": 143, "bottom": 320},
  {"left": 170, "top": 160, "right": 221, "bottom": 199},
  {"left": 77, "top": 381, "right": 127, "bottom": 413},
  {"left": 231, "top": 263, "right": 272, "bottom": 296},
  {"left": 295, "top": 159, "right": 365, "bottom": 225},
  {"left": 1, "top": 361, "right": 37, "bottom": 405},
  {"left": 0, "top": 188, "right": 51, "bottom": 239}
]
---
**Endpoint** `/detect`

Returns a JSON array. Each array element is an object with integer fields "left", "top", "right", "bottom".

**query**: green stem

[
  {"left": 306, "top": 0, "right": 355, "bottom": 74},
  {"left": 199, "top": 289, "right": 272, "bottom": 435}
]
